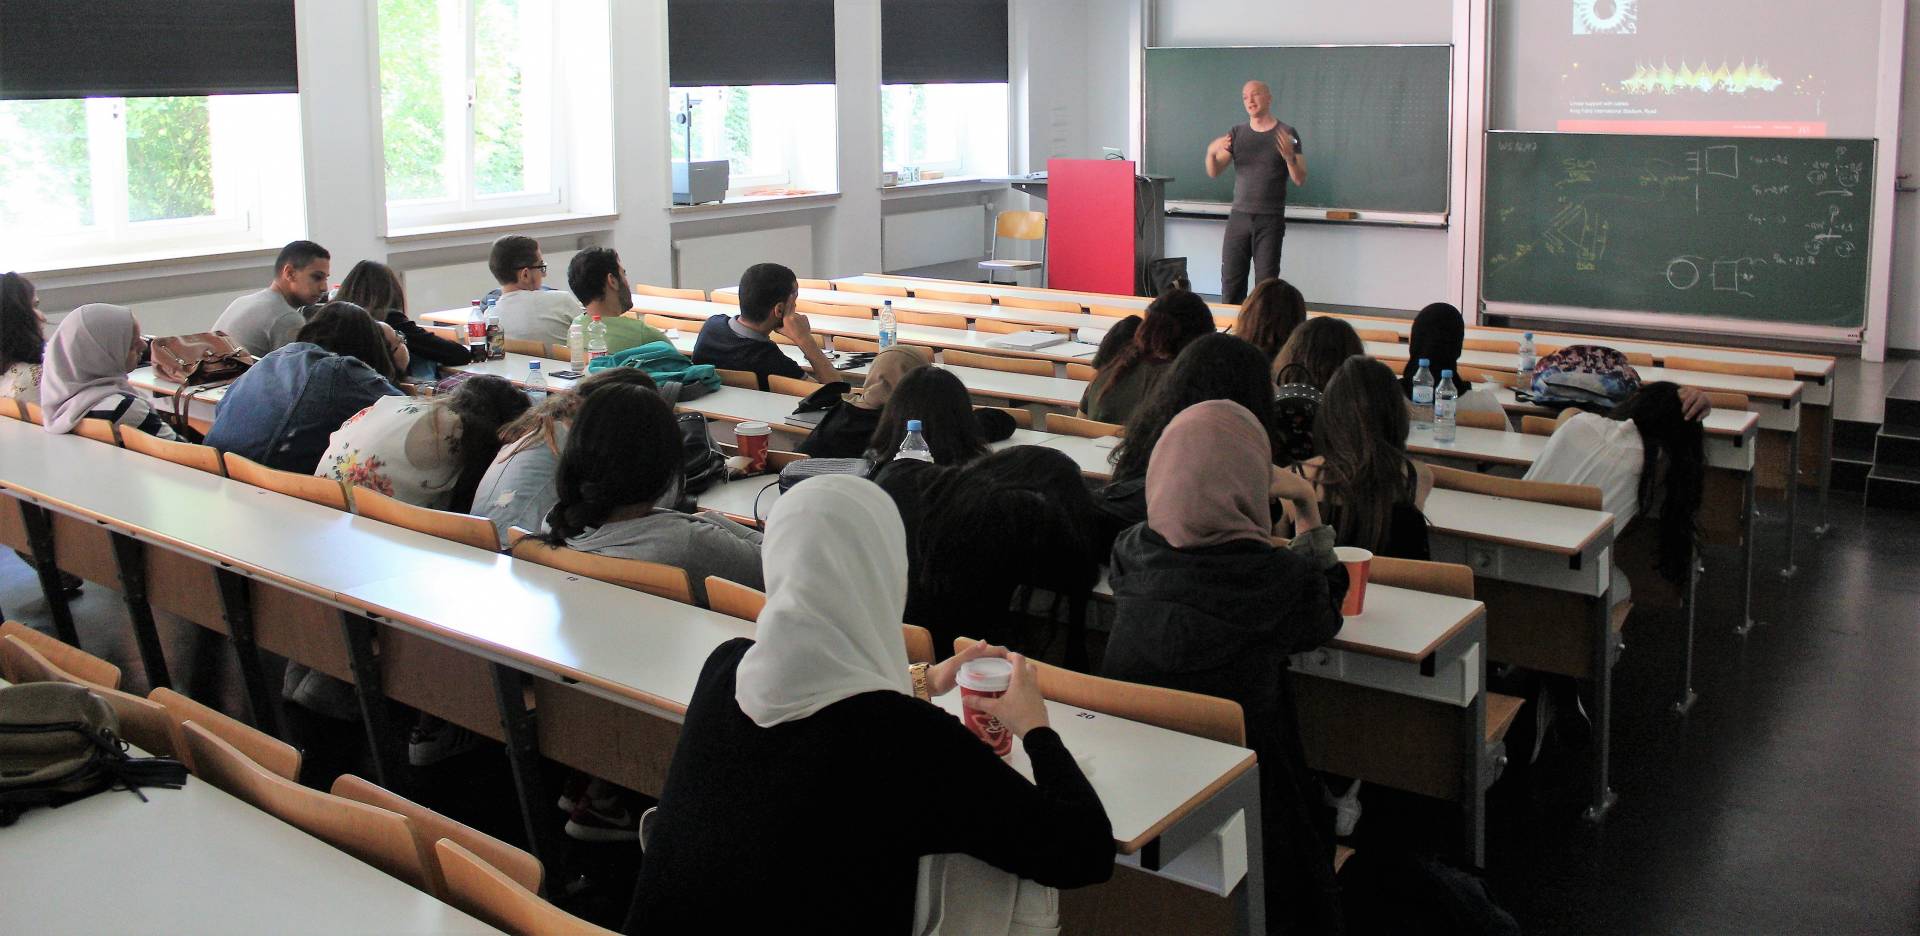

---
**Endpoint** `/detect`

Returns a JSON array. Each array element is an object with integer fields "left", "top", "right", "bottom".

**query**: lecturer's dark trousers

[{"left": 1220, "top": 210, "right": 1287, "bottom": 304}]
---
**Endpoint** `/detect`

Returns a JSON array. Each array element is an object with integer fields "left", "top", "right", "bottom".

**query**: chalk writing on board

[{"left": 1542, "top": 202, "right": 1609, "bottom": 272}]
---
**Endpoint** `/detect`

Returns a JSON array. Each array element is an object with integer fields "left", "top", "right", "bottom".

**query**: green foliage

[
  {"left": 473, "top": 0, "right": 527, "bottom": 195},
  {"left": 723, "top": 88, "right": 752, "bottom": 175},
  {"left": 380, "top": 0, "right": 448, "bottom": 201},
  {"left": 0, "top": 99, "right": 93, "bottom": 227},
  {"left": 125, "top": 97, "right": 214, "bottom": 222}
]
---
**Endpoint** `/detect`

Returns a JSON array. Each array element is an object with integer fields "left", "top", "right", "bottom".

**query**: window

[
  {"left": 380, "top": 0, "right": 570, "bottom": 227},
  {"left": 0, "top": 94, "right": 306, "bottom": 272},
  {"left": 669, "top": 86, "right": 839, "bottom": 196},
  {"left": 880, "top": 83, "right": 1010, "bottom": 179}
]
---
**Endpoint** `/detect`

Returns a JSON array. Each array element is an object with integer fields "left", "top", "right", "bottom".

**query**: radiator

[
  {"left": 673, "top": 226, "right": 814, "bottom": 292},
  {"left": 883, "top": 205, "right": 989, "bottom": 271}
]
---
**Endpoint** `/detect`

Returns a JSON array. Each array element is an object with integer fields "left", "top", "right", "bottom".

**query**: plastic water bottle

[
  {"left": 1434, "top": 370, "right": 1458, "bottom": 444},
  {"left": 568, "top": 311, "right": 589, "bottom": 371},
  {"left": 1411, "top": 358, "right": 1435, "bottom": 426},
  {"left": 466, "top": 300, "right": 489, "bottom": 363},
  {"left": 1517, "top": 332, "right": 1536, "bottom": 383},
  {"left": 894, "top": 419, "right": 934, "bottom": 462},
  {"left": 525, "top": 361, "right": 548, "bottom": 405},
  {"left": 878, "top": 300, "right": 898, "bottom": 350},
  {"left": 484, "top": 296, "right": 505, "bottom": 361},
  {"left": 585, "top": 313, "right": 610, "bottom": 368}
]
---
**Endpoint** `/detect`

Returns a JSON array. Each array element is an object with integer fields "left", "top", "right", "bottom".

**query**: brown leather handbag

[{"left": 150, "top": 332, "right": 256, "bottom": 386}]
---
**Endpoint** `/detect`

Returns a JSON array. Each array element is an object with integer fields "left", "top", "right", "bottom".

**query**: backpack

[
  {"left": 0, "top": 682, "right": 188, "bottom": 826},
  {"left": 589, "top": 340, "right": 722, "bottom": 393},
  {"left": 1523, "top": 344, "right": 1642, "bottom": 410}
]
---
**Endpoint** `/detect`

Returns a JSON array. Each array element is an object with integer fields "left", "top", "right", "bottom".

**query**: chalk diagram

[
  {"left": 1667, "top": 256, "right": 1759, "bottom": 298},
  {"left": 1573, "top": 0, "right": 1637, "bottom": 36},
  {"left": 1683, "top": 144, "right": 1741, "bottom": 214},
  {"left": 1542, "top": 201, "right": 1609, "bottom": 272}
]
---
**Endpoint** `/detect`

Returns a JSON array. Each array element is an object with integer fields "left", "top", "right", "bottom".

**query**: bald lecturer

[{"left": 1205, "top": 80, "right": 1307, "bottom": 304}]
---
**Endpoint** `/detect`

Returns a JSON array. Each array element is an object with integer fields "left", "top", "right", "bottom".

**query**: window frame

[
  {"left": 668, "top": 83, "right": 838, "bottom": 198},
  {"left": 878, "top": 82, "right": 1012, "bottom": 181}
]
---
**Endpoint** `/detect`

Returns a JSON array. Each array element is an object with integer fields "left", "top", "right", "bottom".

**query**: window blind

[
  {"left": 0, "top": 1, "right": 298, "bottom": 100},
  {"left": 881, "top": 0, "right": 1008, "bottom": 85},
  {"left": 668, "top": 0, "right": 837, "bottom": 87}
]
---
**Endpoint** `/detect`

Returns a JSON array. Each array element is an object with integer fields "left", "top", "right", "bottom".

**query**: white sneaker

[{"left": 1331, "top": 780, "right": 1363, "bottom": 838}]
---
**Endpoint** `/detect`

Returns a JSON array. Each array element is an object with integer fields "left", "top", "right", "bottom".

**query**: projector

[{"left": 673, "top": 160, "right": 729, "bottom": 206}]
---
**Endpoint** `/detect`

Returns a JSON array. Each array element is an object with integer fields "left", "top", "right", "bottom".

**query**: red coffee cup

[
  {"left": 957, "top": 658, "right": 1014, "bottom": 757},
  {"left": 1337, "top": 546, "right": 1374, "bottom": 616},
  {"left": 735, "top": 422, "right": 772, "bottom": 473}
]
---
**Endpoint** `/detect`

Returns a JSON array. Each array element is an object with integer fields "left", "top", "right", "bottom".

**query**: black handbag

[{"left": 679, "top": 412, "right": 728, "bottom": 497}]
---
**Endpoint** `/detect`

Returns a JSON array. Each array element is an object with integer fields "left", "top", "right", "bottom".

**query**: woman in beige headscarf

[
  {"left": 797, "top": 347, "right": 1014, "bottom": 458},
  {"left": 40, "top": 303, "right": 179, "bottom": 441}
]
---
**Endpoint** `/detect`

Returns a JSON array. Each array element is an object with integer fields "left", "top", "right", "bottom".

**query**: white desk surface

[
  {"left": 836, "top": 274, "right": 1242, "bottom": 317},
  {"left": 1364, "top": 341, "right": 1803, "bottom": 403},
  {"left": 1329, "top": 584, "right": 1483, "bottom": 664},
  {"left": 1406, "top": 421, "right": 1549, "bottom": 467},
  {"left": 1423, "top": 488, "right": 1612, "bottom": 557},
  {"left": 614, "top": 297, "right": 1107, "bottom": 364},
  {"left": 0, "top": 681, "right": 499, "bottom": 936},
  {"left": 718, "top": 285, "right": 1108, "bottom": 335}
]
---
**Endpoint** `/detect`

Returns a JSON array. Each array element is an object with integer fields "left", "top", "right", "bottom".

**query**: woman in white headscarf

[
  {"left": 40, "top": 303, "right": 178, "bottom": 440},
  {"left": 625, "top": 475, "right": 1113, "bottom": 934}
]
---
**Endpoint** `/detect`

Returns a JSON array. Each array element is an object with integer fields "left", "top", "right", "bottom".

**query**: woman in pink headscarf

[
  {"left": 1101, "top": 398, "right": 1347, "bottom": 934},
  {"left": 40, "top": 303, "right": 178, "bottom": 441}
]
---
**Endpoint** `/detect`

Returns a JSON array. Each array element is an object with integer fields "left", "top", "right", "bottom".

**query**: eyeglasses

[{"left": 522, "top": 263, "right": 548, "bottom": 273}]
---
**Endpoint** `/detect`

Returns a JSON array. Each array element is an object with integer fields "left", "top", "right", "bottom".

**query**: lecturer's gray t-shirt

[{"left": 1229, "top": 121, "right": 1302, "bottom": 216}]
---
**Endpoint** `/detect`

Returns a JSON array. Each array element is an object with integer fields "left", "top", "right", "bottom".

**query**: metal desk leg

[
  {"left": 339, "top": 612, "right": 399, "bottom": 789},
  {"left": 1583, "top": 592, "right": 1618, "bottom": 823},
  {"left": 108, "top": 533, "right": 171, "bottom": 691},
  {"left": 1736, "top": 469, "right": 1758, "bottom": 636},
  {"left": 18, "top": 503, "right": 80, "bottom": 648},
  {"left": 1779, "top": 420, "right": 1800, "bottom": 579},
  {"left": 1815, "top": 375, "right": 1835, "bottom": 537},
  {"left": 490, "top": 664, "right": 559, "bottom": 880},
  {"left": 1460, "top": 689, "right": 1489, "bottom": 867},
  {"left": 1673, "top": 552, "right": 1699, "bottom": 715},
  {"left": 215, "top": 570, "right": 281, "bottom": 737}
]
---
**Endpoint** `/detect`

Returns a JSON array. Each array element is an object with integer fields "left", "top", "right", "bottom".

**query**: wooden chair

[
  {"left": 0, "top": 620, "right": 122, "bottom": 688},
  {"left": 636, "top": 302, "right": 708, "bottom": 322},
  {"left": 223, "top": 453, "right": 352, "bottom": 510},
  {"left": 942, "top": 349, "right": 1052, "bottom": 377},
  {"left": 914, "top": 289, "right": 989, "bottom": 305},
  {"left": 1086, "top": 304, "right": 1137, "bottom": 319},
  {"left": 979, "top": 212, "right": 1047, "bottom": 285},
  {"left": 766, "top": 374, "right": 820, "bottom": 397},
  {"left": 836, "top": 282, "right": 909, "bottom": 298},
  {"left": 181, "top": 721, "right": 428, "bottom": 891},
  {"left": 833, "top": 336, "right": 882, "bottom": 354},
  {"left": 121, "top": 429, "right": 225, "bottom": 475},
  {"left": 20, "top": 400, "right": 45, "bottom": 424},
  {"left": 1429, "top": 463, "right": 1602, "bottom": 511},
  {"left": 434, "top": 839, "right": 618, "bottom": 936},
  {"left": 633, "top": 284, "right": 705, "bottom": 301},
  {"left": 895, "top": 309, "right": 968, "bottom": 330},
  {"left": 351, "top": 487, "right": 500, "bottom": 551},
  {"left": 996, "top": 294, "right": 1081, "bottom": 314},
  {"left": 976, "top": 405, "right": 1033, "bottom": 429},
  {"left": 953, "top": 637, "right": 1243, "bottom": 745},
  {"left": 1455, "top": 410, "right": 1510, "bottom": 432},
  {"left": 503, "top": 338, "right": 553, "bottom": 358},
  {"left": 1463, "top": 338, "right": 1518, "bottom": 354},
  {"left": 1047, "top": 414, "right": 1123, "bottom": 438},
  {"left": 1064, "top": 362, "right": 1096, "bottom": 381},
  {"left": 1356, "top": 328, "right": 1402, "bottom": 344},
  {"left": 715, "top": 368, "right": 760, "bottom": 391},
  {"left": 1370, "top": 557, "right": 1474, "bottom": 599},
  {"left": 332, "top": 774, "right": 543, "bottom": 900},
  {"left": 1621, "top": 350, "right": 1655, "bottom": 367},
  {"left": 151, "top": 686, "right": 301, "bottom": 782},
  {"left": 508, "top": 534, "right": 696, "bottom": 605},
  {"left": 796, "top": 278, "right": 835, "bottom": 291},
  {"left": 0, "top": 634, "right": 175, "bottom": 756},
  {"left": 1519, "top": 415, "right": 1561, "bottom": 438},
  {"left": 1706, "top": 391, "right": 1750, "bottom": 411},
  {"left": 796, "top": 298, "right": 874, "bottom": 320},
  {"left": 1457, "top": 365, "right": 1518, "bottom": 389},
  {"left": 1661, "top": 356, "right": 1795, "bottom": 381},
  {"left": 711, "top": 291, "right": 741, "bottom": 306},
  {"left": 0, "top": 397, "right": 24, "bottom": 420},
  {"left": 703, "top": 577, "right": 928, "bottom": 661},
  {"left": 643, "top": 313, "right": 689, "bottom": 333},
  {"left": 970, "top": 318, "right": 1072, "bottom": 336},
  {"left": 903, "top": 624, "right": 935, "bottom": 666},
  {"left": 74, "top": 417, "right": 121, "bottom": 446}
]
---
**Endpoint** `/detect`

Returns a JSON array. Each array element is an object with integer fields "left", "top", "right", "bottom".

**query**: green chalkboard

[
  {"left": 1144, "top": 45, "right": 1452, "bottom": 215},
  {"left": 1482, "top": 132, "right": 1873, "bottom": 329}
]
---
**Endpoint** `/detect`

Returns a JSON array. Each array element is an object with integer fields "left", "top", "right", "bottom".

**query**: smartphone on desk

[{"left": 549, "top": 370, "right": 586, "bottom": 380}]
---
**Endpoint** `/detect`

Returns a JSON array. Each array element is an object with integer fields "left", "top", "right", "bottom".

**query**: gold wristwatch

[{"left": 909, "top": 662, "right": 931, "bottom": 701}]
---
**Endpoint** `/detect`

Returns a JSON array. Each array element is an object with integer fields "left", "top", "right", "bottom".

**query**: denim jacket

[{"left": 205, "top": 342, "right": 402, "bottom": 474}]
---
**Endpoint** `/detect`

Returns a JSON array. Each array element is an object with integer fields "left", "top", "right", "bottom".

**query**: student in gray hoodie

[{"left": 541, "top": 382, "right": 763, "bottom": 607}]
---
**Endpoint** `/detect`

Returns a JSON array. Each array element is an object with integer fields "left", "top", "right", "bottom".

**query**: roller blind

[
  {"left": 881, "top": 0, "right": 1008, "bottom": 84},
  {"left": 668, "top": 0, "right": 836, "bottom": 87},
  {"left": 0, "top": 1, "right": 298, "bottom": 100}
]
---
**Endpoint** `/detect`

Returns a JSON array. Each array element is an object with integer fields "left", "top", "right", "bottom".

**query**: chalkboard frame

[
  {"left": 1479, "top": 130, "right": 1875, "bottom": 339},
  {"left": 1141, "top": 42, "right": 1455, "bottom": 224}
]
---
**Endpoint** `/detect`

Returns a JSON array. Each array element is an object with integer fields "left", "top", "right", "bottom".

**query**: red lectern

[{"left": 1046, "top": 158, "right": 1142, "bottom": 295}]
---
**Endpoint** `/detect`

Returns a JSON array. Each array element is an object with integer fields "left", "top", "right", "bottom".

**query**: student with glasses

[{"left": 485, "top": 234, "right": 583, "bottom": 347}]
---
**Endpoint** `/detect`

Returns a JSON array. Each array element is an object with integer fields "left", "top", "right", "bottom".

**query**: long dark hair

[
  {"left": 1233, "top": 278, "right": 1306, "bottom": 361},
  {"left": 1113, "top": 333, "right": 1278, "bottom": 483},
  {"left": 295, "top": 301, "right": 400, "bottom": 384},
  {"left": 335, "top": 261, "right": 408, "bottom": 321},
  {"left": 1611, "top": 382, "right": 1704, "bottom": 584},
  {"left": 0, "top": 272, "right": 43, "bottom": 374},
  {"left": 922, "top": 446, "right": 1101, "bottom": 598},
  {"left": 497, "top": 367, "right": 656, "bottom": 458},
  {"left": 1315, "top": 356, "right": 1419, "bottom": 554},
  {"left": 1274, "top": 316, "right": 1363, "bottom": 390},
  {"left": 439, "top": 376, "right": 531, "bottom": 514},
  {"left": 866, "top": 367, "right": 989, "bottom": 466},
  {"left": 1400, "top": 302, "right": 1468, "bottom": 396},
  {"left": 1087, "top": 289, "right": 1215, "bottom": 408},
  {"left": 542, "top": 383, "right": 681, "bottom": 544},
  {"left": 1091, "top": 316, "right": 1141, "bottom": 369}
]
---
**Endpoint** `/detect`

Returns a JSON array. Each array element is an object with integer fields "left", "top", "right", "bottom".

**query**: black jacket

[
  {"left": 801, "top": 402, "right": 1019, "bottom": 461},
  {"left": 385, "top": 311, "right": 474, "bottom": 368}
]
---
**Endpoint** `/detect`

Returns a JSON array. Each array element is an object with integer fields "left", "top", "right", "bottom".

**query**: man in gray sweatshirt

[{"left": 213, "top": 240, "right": 332, "bottom": 356}]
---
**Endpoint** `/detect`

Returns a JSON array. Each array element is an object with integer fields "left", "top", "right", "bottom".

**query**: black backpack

[{"left": 0, "top": 682, "right": 188, "bottom": 826}]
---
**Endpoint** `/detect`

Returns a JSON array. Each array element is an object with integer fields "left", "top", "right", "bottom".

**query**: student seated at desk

[
  {"left": 40, "top": 303, "right": 179, "bottom": 441},
  {"left": 485, "top": 235, "right": 584, "bottom": 347},
  {"left": 691, "top": 262, "right": 836, "bottom": 390},
  {"left": 625, "top": 475, "right": 1113, "bottom": 933},
  {"left": 1230, "top": 276, "right": 1307, "bottom": 362},
  {"left": 316, "top": 375, "right": 529, "bottom": 512},
  {"left": 1304, "top": 356, "right": 1433, "bottom": 560},
  {"left": 1102, "top": 399, "right": 1347, "bottom": 935},
  {"left": 1100, "top": 333, "right": 1282, "bottom": 547},
  {"left": 567, "top": 247, "right": 669, "bottom": 354},
  {"left": 875, "top": 446, "right": 1101, "bottom": 658},
  {"left": 1, "top": 272, "right": 45, "bottom": 405},
  {"left": 863, "top": 366, "right": 1010, "bottom": 467},
  {"left": 800, "top": 346, "right": 922, "bottom": 458},
  {"left": 1078, "top": 288, "right": 1215, "bottom": 425},
  {"left": 1090, "top": 314, "right": 1140, "bottom": 370},
  {"left": 1271, "top": 316, "right": 1363, "bottom": 463},
  {"left": 205, "top": 302, "right": 404, "bottom": 473},
  {"left": 473, "top": 368, "right": 661, "bottom": 547},
  {"left": 335, "top": 260, "right": 470, "bottom": 374},
  {"left": 1401, "top": 302, "right": 1507, "bottom": 426},
  {"left": 212, "top": 240, "right": 331, "bottom": 357}
]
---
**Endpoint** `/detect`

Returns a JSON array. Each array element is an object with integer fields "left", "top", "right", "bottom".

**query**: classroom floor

[{"left": 3, "top": 489, "right": 1915, "bottom": 934}]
